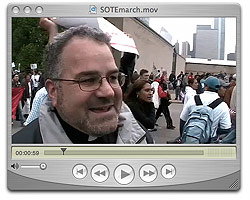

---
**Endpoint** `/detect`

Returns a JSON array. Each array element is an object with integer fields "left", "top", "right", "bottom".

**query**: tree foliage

[{"left": 12, "top": 18, "right": 48, "bottom": 73}]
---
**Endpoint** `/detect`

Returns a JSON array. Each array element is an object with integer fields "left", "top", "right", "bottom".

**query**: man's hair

[
  {"left": 139, "top": 69, "right": 149, "bottom": 76},
  {"left": 45, "top": 25, "right": 111, "bottom": 79},
  {"left": 188, "top": 78, "right": 196, "bottom": 86},
  {"left": 12, "top": 73, "right": 19, "bottom": 79},
  {"left": 130, "top": 72, "right": 140, "bottom": 84},
  {"left": 126, "top": 79, "right": 151, "bottom": 102}
]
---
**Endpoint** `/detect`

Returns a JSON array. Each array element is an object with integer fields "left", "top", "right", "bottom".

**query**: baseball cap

[{"left": 201, "top": 76, "right": 221, "bottom": 91}]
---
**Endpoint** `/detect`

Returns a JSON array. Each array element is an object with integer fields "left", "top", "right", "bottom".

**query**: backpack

[{"left": 181, "top": 95, "right": 223, "bottom": 144}]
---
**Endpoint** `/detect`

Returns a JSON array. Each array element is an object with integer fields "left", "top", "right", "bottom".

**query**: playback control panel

[
  {"left": 10, "top": 162, "right": 176, "bottom": 186},
  {"left": 72, "top": 163, "right": 176, "bottom": 184}
]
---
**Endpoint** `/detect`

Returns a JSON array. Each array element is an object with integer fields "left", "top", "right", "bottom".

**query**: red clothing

[
  {"left": 12, "top": 87, "right": 25, "bottom": 120},
  {"left": 160, "top": 75, "right": 167, "bottom": 82},
  {"left": 158, "top": 85, "right": 168, "bottom": 98}
]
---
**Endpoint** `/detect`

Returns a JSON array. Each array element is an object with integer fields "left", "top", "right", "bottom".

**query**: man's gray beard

[
  {"left": 56, "top": 96, "right": 119, "bottom": 137},
  {"left": 80, "top": 114, "right": 119, "bottom": 137}
]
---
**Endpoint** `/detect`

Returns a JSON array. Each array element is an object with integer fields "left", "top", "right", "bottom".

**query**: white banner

[
  {"left": 30, "top": 64, "right": 37, "bottom": 69},
  {"left": 55, "top": 18, "right": 139, "bottom": 55}
]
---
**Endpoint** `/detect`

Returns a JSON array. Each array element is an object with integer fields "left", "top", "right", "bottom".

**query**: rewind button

[
  {"left": 139, "top": 164, "right": 157, "bottom": 183},
  {"left": 91, "top": 164, "right": 109, "bottom": 183}
]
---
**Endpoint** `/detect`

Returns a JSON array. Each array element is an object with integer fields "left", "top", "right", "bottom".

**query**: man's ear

[{"left": 45, "top": 79, "right": 58, "bottom": 107}]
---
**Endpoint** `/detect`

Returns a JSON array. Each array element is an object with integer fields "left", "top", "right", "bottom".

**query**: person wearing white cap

[{"left": 179, "top": 76, "right": 232, "bottom": 143}]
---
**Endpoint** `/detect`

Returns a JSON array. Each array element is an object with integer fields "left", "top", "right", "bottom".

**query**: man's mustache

[{"left": 88, "top": 97, "right": 120, "bottom": 111}]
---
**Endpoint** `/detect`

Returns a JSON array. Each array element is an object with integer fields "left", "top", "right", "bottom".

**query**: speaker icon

[{"left": 11, "top": 163, "right": 19, "bottom": 170}]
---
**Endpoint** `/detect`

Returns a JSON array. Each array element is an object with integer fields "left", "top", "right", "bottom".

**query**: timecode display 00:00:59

[{"left": 15, "top": 151, "right": 40, "bottom": 156}]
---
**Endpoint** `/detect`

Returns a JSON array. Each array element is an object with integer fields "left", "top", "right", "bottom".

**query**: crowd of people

[
  {"left": 123, "top": 68, "right": 236, "bottom": 144},
  {"left": 12, "top": 69, "right": 45, "bottom": 126},
  {"left": 12, "top": 18, "right": 237, "bottom": 144}
]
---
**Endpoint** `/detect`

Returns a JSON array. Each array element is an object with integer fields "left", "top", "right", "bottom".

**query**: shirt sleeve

[
  {"left": 24, "top": 91, "right": 48, "bottom": 126},
  {"left": 180, "top": 97, "right": 195, "bottom": 121},
  {"left": 218, "top": 103, "right": 232, "bottom": 129}
]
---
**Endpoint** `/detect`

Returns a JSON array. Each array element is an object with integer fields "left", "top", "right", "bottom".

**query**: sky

[{"left": 149, "top": 17, "right": 236, "bottom": 60}]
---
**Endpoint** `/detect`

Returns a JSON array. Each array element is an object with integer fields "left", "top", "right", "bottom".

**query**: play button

[
  {"left": 121, "top": 170, "right": 130, "bottom": 179},
  {"left": 114, "top": 164, "right": 134, "bottom": 185},
  {"left": 166, "top": 169, "right": 172, "bottom": 175}
]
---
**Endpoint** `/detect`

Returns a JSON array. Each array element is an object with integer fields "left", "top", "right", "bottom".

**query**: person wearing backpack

[{"left": 179, "top": 76, "right": 231, "bottom": 144}]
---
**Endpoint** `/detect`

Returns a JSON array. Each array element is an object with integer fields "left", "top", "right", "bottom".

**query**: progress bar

[
  {"left": 12, "top": 146, "right": 236, "bottom": 159},
  {"left": 44, "top": 150, "right": 204, "bottom": 155}
]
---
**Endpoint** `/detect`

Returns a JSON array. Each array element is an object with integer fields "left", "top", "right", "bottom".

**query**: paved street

[
  {"left": 12, "top": 120, "right": 23, "bottom": 135},
  {"left": 150, "top": 102, "right": 182, "bottom": 144}
]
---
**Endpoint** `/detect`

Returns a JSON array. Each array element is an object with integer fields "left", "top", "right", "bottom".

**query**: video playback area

[{"left": 11, "top": 15, "right": 237, "bottom": 145}]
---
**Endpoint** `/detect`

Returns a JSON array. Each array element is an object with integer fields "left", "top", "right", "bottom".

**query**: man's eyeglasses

[{"left": 51, "top": 72, "right": 126, "bottom": 92}]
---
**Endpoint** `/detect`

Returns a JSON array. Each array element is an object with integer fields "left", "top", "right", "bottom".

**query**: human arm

[
  {"left": 179, "top": 119, "right": 186, "bottom": 137},
  {"left": 218, "top": 103, "right": 232, "bottom": 130},
  {"left": 180, "top": 97, "right": 194, "bottom": 122},
  {"left": 39, "top": 18, "right": 58, "bottom": 44},
  {"left": 229, "top": 86, "right": 236, "bottom": 125},
  {"left": 24, "top": 88, "right": 48, "bottom": 126}
]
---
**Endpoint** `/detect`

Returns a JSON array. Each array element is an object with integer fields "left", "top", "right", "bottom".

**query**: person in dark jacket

[
  {"left": 155, "top": 79, "right": 175, "bottom": 129},
  {"left": 168, "top": 71, "right": 176, "bottom": 83},
  {"left": 126, "top": 79, "right": 156, "bottom": 130},
  {"left": 21, "top": 74, "right": 33, "bottom": 118}
]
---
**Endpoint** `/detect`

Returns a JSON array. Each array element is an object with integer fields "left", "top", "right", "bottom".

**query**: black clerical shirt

[{"left": 54, "top": 109, "right": 118, "bottom": 144}]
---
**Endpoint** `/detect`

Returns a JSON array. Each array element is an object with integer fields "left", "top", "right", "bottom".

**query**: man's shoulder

[
  {"left": 216, "top": 101, "right": 230, "bottom": 112},
  {"left": 199, "top": 92, "right": 218, "bottom": 102},
  {"left": 12, "top": 119, "right": 43, "bottom": 144},
  {"left": 185, "top": 93, "right": 217, "bottom": 108},
  {"left": 199, "top": 93, "right": 229, "bottom": 112}
]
